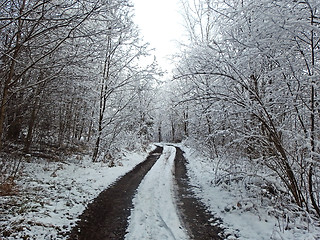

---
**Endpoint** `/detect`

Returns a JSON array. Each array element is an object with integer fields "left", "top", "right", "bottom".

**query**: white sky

[{"left": 132, "top": 0, "right": 185, "bottom": 76}]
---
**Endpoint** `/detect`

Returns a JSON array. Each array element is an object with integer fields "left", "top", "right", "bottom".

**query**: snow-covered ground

[
  {"left": 0, "top": 148, "right": 150, "bottom": 239},
  {"left": 180, "top": 144, "right": 320, "bottom": 240},
  {"left": 126, "top": 145, "right": 188, "bottom": 240},
  {"left": 2, "top": 143, "right": 320, "bottom": 240}
]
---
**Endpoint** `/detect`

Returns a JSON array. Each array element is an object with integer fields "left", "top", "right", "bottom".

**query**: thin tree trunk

[
  {"left": 183, "top": 109, "right": 188, "bottom": 137},
  {"left": 171, "top": 120, "right": 175, "bottom": 142},
  {"left": 92, "top": 35, "right": 111, "bottom": 162},
  {"left": 308, "top": 15, "right": 320, "bottom": 216},
  {"left": 158, "top": 123, "right": 162, "bottom": 142},
  {"left": 24, "top": 99, "right": 38, "bottom": 153},
  {"left": 92, "top": 112, "right": 103, "bottom": 162},
  {"left": 87, "top": 111, "right": 94, "bottom": 142}
]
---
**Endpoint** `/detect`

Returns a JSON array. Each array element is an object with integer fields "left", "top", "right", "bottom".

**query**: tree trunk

[
  {"left": 92, "top": 133, "right": 101, "bottom": 162},
  {"left": 87, "top": 112, "right": 94, "bottom": 142},
  {"left": 24, "top": 99, "right": 39, "bottom": 153},
  {"left": 92, "top": 35, "right": 112, "bottom": 162},
  {"left": 308, "top": 16, "right": 319, "bottom": 216},
  {"left": 171, "top": 120, "right": 175, "bottom": 142},
  {"left": 183, "top": 109, "right": 188, "bottom": 137},
  {"left": 158, "top": 123, "right": 162, "bottom": 142}
]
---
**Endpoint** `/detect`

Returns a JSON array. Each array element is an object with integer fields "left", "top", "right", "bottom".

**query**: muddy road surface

[
  {"left": 68, "top": 145, "right": 225, "bottom": 240},
  {"left": 174, "top": 147, "right": 225, "bottom": 240}
]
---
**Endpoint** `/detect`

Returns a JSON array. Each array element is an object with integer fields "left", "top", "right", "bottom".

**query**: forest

[{"left": 0, "top": 0, "right": 320, "bottom": 239}]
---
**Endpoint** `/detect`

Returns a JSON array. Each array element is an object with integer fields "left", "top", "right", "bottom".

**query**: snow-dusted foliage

[
  {"left": 0, "top": 0, "right": 160, "bottom": 163},
  {"left": 181, "top": 144, "right": 320, "bottom": 239},
  {"left": 174, "top": 0, "right": 320, "bottom": 223}
]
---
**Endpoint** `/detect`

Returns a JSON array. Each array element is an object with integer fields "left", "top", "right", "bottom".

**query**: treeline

[
  {"left": 0, "top": 0, "right": 158, "bottom": 161},
  {"left": 174, "top": 0, "right": 320, "bottom": 217}
]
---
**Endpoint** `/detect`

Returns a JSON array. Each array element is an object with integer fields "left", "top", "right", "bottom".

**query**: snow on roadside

[
  {"left": 180, "top": 145, "right": 320, "bottom": 240},
  {"left": 0, "top": 148, "right": 151, "bottom": 239},
  {"left": 125, "top": 146, "right": 189, "bottom": 240}
]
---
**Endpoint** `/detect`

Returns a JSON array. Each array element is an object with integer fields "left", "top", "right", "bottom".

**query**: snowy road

[
  {"left": 125, "top": 146, "right": 189, "bottom": 240},
  {"left": 67, "top": 145, "right": 223, "bottom": 240}
]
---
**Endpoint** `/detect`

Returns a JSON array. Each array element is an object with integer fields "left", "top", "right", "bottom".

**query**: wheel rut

[
  {"left": 68, "top": 146, "right": 163, "bottom": 240},
  {"left": 174, "top": 147, "right": 225, "bottom": 240}
]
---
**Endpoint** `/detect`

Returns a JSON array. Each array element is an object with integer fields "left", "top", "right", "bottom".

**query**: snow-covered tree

[
  {"left": 0, "top": 0, "right": 160, "bottom": 164},
  {"left": 175, "top": 0, "right": 320, "bottom": 217}
]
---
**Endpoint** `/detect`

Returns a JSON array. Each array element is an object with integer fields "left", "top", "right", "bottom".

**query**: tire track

[
  {"left": 174, "top": 147, "right": 225, "bottom": 240},
  {"left": 68, "top": 146, "right": 163, "bottom": 240}
]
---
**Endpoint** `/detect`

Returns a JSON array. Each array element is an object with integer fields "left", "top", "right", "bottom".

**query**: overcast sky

[{"left": 133, "top": 0, "right": 185, "bottom": 76}]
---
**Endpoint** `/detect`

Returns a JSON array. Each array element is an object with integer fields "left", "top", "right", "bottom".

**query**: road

[{"left": 68, "top": 145, "right": 225, "bottom": 240}]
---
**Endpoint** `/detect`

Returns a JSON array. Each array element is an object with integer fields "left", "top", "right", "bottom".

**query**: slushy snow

[{"left": 125, "top": 145, "right": 188, "bottom": 240}]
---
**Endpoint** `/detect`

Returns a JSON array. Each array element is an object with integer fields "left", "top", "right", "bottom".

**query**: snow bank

[
  {"left": 0, "top": 149, "right": 149, "bottom": 239},
  {"left": 125, "top": 146, "right": 188, "bottom": 240},
  {"left": 181, "top": 145, "right": 320, "bottom": 240}
]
